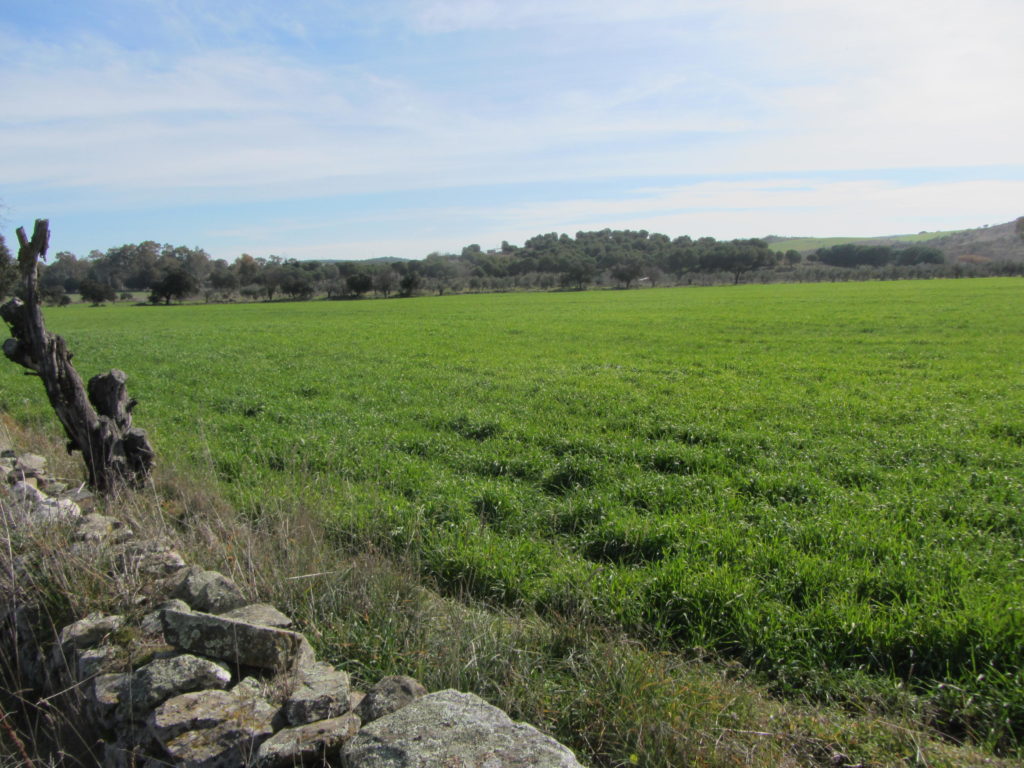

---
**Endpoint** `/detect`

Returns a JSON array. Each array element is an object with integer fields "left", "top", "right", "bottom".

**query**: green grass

[
  {"left": 3, "top": 278, "right": 1023, "bottom": 755},
  {"left": 769, "top": 229, "right": 963, "bottom": 253}
]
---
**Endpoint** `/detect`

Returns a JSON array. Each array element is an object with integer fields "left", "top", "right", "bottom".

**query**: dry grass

[{"left": 1, "top": 414, "right": 1017, "bottom": 768}]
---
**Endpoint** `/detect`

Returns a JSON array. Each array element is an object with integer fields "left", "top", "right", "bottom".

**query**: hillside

[{"left": 767, "top": 217, "right": 1024, "bottom": 261}]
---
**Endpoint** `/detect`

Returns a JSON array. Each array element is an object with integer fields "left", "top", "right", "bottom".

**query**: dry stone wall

[{"left": 0, "top": 449, "right": 585, "bottom": 767}]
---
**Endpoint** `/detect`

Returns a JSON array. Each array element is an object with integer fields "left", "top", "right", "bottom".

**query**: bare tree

[{"left": 1, "top": 219, "right": 154, "bottom": 492}]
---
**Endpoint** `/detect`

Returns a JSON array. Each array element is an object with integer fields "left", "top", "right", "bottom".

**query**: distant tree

[
  {"left": 234, "top": 253, "right": 261, "bottom": 285},
  {"left": 281, "top": 270, "right": 314, "bottom": 300},
  {"left": 149, "top": 270, "right": 197, "bottom": 305},
  {"left": 39, "top": 281, "right": 67, "bottom": 306},
  {"left": 374, "top": 269, "right": 396, "bottom": 298},
  {"left": 895, "top": 246, "right": 944, "bottom": 266},
  {"left": 700, "top": 239, "right": 776, "bottom": 284},
  {"left": 0, "top": 233, "right": 15, "bottom": 299},
  {"left": 260, "top": 265, "right": 286, "bottom": 301},
  {"left": 610, "top": 256, "right": 645, "bottom": 288},
  {"left": 79, "top": 278, "right": 117, "bottom": 305},
  {"left": 208, "top": 266, "right": 239, "bottom": 300},
  {"left": 399, "top": 270, "right": 421, "bottom": 297},
  {"left": 816, "top": 244, "right": 893, "bottom": 268},
  {"left": 560, "top": 256, "right": 594, "bottom": 290},
  {"left": 41, "top": 250, "right": 88, "bottom": 293},
  {"left": 783, "top": 250, "right": 802, "bottom": 266},
  {"left": 347, "top": 272, "right": 372, "bottom": 296}
]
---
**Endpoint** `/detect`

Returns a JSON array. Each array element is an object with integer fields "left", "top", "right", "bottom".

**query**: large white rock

[{"left": 343, "top": 690, "right": 584, "bottom": 768}]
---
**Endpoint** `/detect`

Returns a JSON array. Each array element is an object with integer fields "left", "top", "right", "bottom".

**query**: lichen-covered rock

[
  {"left": 9, "top": 480, "right": 44, "bottom": 505},
  {"left": 141, "top": 599, "right": 191, "bottom": 638},
  {"left": 354, "top": 675, "right": 427, "bottom": 724},
  {"left": 120, "top": 540, "right": 188, "bottom": 578},
  {"left": 34, "top": 496, "right": 81, "bottom": 521},
  {"left": 149, "top": 680, "right": 277, "bottom": 747},
  {"left": 282, "top": 661, "right": 351, "bottom": 726},
  {"left": 168, "top": 566, "right": 248, "bottom": 613},
  {"left": 162, "top": 609, "right": 310, "bottom": 671},
  {"left": 52, "top": 613, "right": 125, "bottom": 682},
  {"left": 74, "top": 513, "right": 133, "bottom": 544},
  {"left": 221, "top": 603, "right": 293, "bottom": 629},
  {"left": 256, "top": 712, "right": 360, "bottom": 768},
  {"left": 118, "top": 654, "right": 232, "bottom": 720},
  {"left": 154, "top": 682, "right": 277, "bottom": 768},
  {"left": 92, "top": 672, "right": 130, "bottom": 729},
  {"left": 77, "top": 645, "right": 118, "bottom": 680},
  {"left": 344, "top": 690, "right": 584, "bottom": 768},
  {"left": 58, "top": 612, "right": 125, "bottom": 653},
  {"left": 14, "top": 452, "right": 47, "bottom": 477}
]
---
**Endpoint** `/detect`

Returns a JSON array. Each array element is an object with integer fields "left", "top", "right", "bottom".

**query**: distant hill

[{"left": 767, "top": 217, "right": 1024, "bottom": 262}]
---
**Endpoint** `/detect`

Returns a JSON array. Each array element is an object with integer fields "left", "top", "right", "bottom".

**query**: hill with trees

[{"left": 2, "top": 218, "right": 1022, "bottom": 306}]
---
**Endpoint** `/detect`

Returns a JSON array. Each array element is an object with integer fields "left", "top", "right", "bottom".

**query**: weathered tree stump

[{"left": 0, "top": 219, "right": 155, "bottom": 492}]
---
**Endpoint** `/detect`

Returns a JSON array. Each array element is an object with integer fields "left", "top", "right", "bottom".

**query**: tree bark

[{"left": 0, "top": 219, "right": 155, "bottom": 492}]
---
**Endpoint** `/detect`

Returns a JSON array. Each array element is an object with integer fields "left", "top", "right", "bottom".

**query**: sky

[{"left": 2, "top": 0, "right": 1022, "bottom": 262}]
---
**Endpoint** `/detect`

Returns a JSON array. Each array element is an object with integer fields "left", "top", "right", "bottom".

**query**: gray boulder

[
  {"left": 118, "top": 654, "right": 232, "bottom": 720},
  {"left": 161, "top": 609, "right": 311, "bottom": 671},
  {"left": 58, "top": 612, "right": 125, "bottom": 653},
  {"left": 34, "top": 496, "right": 82, "bottom": 521},
  {"left": 14, "top": 452, "right": 47, "bottom": 477},
  {"left": 344, "top": 689, "right": 584, "bottom": 768},
  {"left": 168, "top": 566, "right": 248, "bottom": 613},
  {"left": 74, "top": 513, "right": 133, "bottom": 544},
  {"left": 354, "top": 675, "right": 427, "bottom": 724},
  {"left": 221, "top": 603, "right": 293, "bottom": 629},
  {"left": 148, "top": 680, "right": 277, "bottom": 764},
  {"left": 282, "top": 661, "right": 351, "bottom": 726},
  {"left": 256, "top": 712, "right": 360, "bottom": 768}
]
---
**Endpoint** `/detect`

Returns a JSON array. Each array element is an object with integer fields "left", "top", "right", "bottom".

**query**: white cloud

[{"left": 1, "top": 0, "right": 1021, "bottom": 258}]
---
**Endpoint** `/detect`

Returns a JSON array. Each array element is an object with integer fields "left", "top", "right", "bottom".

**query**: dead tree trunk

[{"left": 0, "top": 219, "right": 155, "bottom": 492}]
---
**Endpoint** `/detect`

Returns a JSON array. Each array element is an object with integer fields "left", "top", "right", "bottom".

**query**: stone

[
  {"left": 14, "top": 452, "right": 47, "bottom": 476},
  {"left": 78, "top": 645, "right": 118, "bottom": 680},
  {"left": 350, "top": 690, "right": 366, "bottom": 712},
  {"left": 63, "top": 485, "right": 96, "bottom": 512},
  {"left": 59, "top": 612, "right": 125, "bottom": 652},
  {"left": 256, "top": 712, "right": 360, "bottom": 768},
  {"left": 9, "top": 480, "right": 44, "bottom": 505},
  {"left": 169, "top": 566, "right": 248, "bottom": 613},
  {"left": 119, "top": 654, "right": 232, "bottom": 720},
  {"left": 221, "top": 603, "right": 293, "bottom": 628},
  {"left": 148, "top": 683, "right": 275, "bottom": 746},
  {"left": 34, "top": 496, "right": 81, "bottom": 521},
  {"left": 92, "top": 672, "right": 130, "bottom": 729},
  {"left": 354, "top": 675, "right": 428, "bottom": 724},
  {"left": 282, "top": 661, "right": 351, "bottom": 726},
  {"left": 153, "top": 682, "right": 277, "bottom": 768},
  {"left": 343, "top": 690, "right": 584, "bottom": 768},
  {"left": 142, "top": 599, "right": 191, "bottom": 637},
  {"left": 120, "top": 541, "right": 188, "bottom": 577},
  {"left": 75, "top": 513, "right": 133, "bottom": 544},
  {"left": 162, "top": 609, "right": 311, "bottom": 672}
]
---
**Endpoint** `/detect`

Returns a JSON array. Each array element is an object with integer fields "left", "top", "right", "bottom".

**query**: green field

[
  {"left": 769, "top": 229, "right": 962, "bottom": 253},
  {"left": 3, "top": 279, "right": 1023, "bottom": 752}
]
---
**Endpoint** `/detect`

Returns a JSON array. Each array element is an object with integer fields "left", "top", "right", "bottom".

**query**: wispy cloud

[{"left": 1, "top": 0, "right": 1021, "bottom": 258}]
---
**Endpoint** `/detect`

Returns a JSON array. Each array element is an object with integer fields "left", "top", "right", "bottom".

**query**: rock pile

[{"left": 0, "top": 450, "right": 584, "bottom": 767}]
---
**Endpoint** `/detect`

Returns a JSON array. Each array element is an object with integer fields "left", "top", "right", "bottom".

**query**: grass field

[
  {"left": 768, "top": 229, "right": 963, "bottom": 253},
  {"left": 2, "top": 279, "right": 1023, "bottom": 756}
]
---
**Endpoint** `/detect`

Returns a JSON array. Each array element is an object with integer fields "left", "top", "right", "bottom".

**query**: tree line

[{"left": 1, "top": 227, "right": 1021, "bottom": 306}]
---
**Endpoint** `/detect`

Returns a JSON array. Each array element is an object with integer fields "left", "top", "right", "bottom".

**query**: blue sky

[{"left": 3, "top": 0, "right": 1022, "bottom": 261}]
